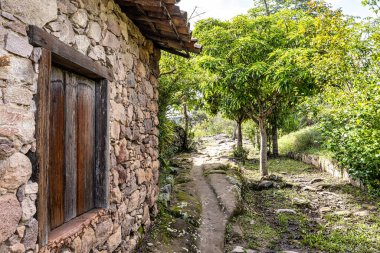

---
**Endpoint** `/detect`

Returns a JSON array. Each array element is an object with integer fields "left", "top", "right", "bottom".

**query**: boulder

[
  {"left": 10, "top": 243, "right": 25, "bottom": 253},
  {"left": 107, "top": 226, "right": 121, "bottom": 252},
  {"left": 71, "top": 9, "right": 88, "bottom": 28},
  {"left": 258, "top": 180, "right": 274, "bottom": 189},
  {"left": 0, "top": 194, "right": 22, "bottom": 243},
  {"left": 0, "top": 152, "right": 32, "bottom": 190},
  {"left": 95, "top": 217, "right": 113, "bottom": 245},
  {"left": 0, "top": 137, "right": 15, "bottom": 159},
  {"left": 81, "top": 227, "right": 95, "bottom": 252},
  {"left": 3, "top": 85, "right": 33, "bottom": 106},
  {"left": 4, "top": 33, "right": 33, "bottom": 58},
  {"left": 87, "top": 21, "right": 102, "bottom": 42},
  {"left": 102, "top": 31, "right": 120, "bottom": 50},
  {"left": 75, "top": 35, "right": 90, "bottom": 54},
  {"left": 22, "top": 218, "right": 38, "bottom": 250},
  {"left": 1, "top": 0, "right": 57, "bottom": 27},
  {"left": 0, "top": 56, "right": 34, "bottom": 84},
  {"left": 21, "top": 197, "right": 36, "bottom": 221},
  {"left": 128, "top": 190, "right": 140, "bottom": 212}
]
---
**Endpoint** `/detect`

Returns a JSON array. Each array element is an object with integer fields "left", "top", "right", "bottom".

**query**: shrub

[
  {"left": 319, "top": 84, "right": 380, "bottom": 196},
  {"left": 278, "top": 126, "right": 325, "bottom": 155},
  {"left": 233, "top": 146, "right": 249, "bottom": 161}
]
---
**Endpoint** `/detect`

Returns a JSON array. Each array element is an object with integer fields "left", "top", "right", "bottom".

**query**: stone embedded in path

[
  {"left": 230, "top": 224, "right": 244, "bottom": 241},
  {"left": 258, "top": 180, "right": 274, "bottom": 189},
  {"left": 231, "top": 246, "right": 245, "bottom": 253},
  {"left": 302, "top": 186, "right": 318, "bottom": 192},
  {"left": 276, "top": 209, "right": 297, "bottom": 215},
  {"left": 261, "top": 174, "right": 283, "bottom": 182},
  {"left": 293, "top": 198, "right": 311, "bottom": 208},
  {"left": 310, "top": 178, "right": 324, "bottom": 184},
  {"left": 333, "top": 210, "right": 351, "bottom": 216},
  {"left": 354, "top": 210, "right": 370, "bottom": 217},
  {"left": 319, "top": 207, "right": 332, "bottom": 213},
  {"left": 362, "top": 204, "right": 377, "bottom": 211}
]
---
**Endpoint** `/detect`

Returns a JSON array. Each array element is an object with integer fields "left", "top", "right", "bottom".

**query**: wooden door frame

[{"left": 28, "top": 25, "right": 112, "bottom": 246}]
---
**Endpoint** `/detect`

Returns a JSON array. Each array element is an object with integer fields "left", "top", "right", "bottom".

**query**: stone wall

[
  {"left": 0, "top": 0, "right": 160, "bottom": 252},
  {"left": 288, "top": 152, "right": 365, "bottom": 189}
]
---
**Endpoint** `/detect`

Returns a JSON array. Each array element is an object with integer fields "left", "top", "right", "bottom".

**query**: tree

[
  {"left": 362, "top": 0, "right": 380, "bottom": 13},
  {"left": 195, "top": 10, "right": 319, "bottom": 176},
  {"left": 250, "top": 0, "right": 311, "bottom": 16},
  {"left": 158, "top": 52, "right": 205, "bottom": 153},
  {"left": 202, "top": 85, "right": 249, "bottom": 150},
  {"left": 298, "top": 8, "right": 380, "bottom": 195}
]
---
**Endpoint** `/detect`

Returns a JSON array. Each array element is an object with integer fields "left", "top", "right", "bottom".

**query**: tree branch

[{"left": 159, "top": 68, "right": 177, "bottom": 77}]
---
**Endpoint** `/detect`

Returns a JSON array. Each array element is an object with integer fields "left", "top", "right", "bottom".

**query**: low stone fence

[{"left": 287, "top": 152, "right": 365, "bottom": 189}]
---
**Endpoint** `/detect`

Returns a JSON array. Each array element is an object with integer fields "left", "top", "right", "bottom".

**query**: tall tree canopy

[{"left": 194, "top": 9, "right": 322, "bottom": 176}]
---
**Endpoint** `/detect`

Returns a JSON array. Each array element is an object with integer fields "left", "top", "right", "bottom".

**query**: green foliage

[
  {"left": 194, "top": 8, "right": 324, "bottom": 175},
  {"left": 278, "top": 126, "right": 326, "bottom": 155},
  {"left": 158, "top": 52, "right": 208, "bottom": 157},
  {"left": 232, "top": 146, "right": 249, "bottom": 161},
  {"left": 362, "top": 0, "right": 380, "bottom": 14},
  {"left": 193, "top": 114, "right": 235, "bottom": 138},
  {"left": 318, "top": 83, "right": 380, "bottom": 196},
  {"left": 243, "top": 121, "right": 259, "bottom": 147}
]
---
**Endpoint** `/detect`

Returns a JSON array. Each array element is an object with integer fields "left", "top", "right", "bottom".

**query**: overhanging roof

[{"left": 116, "top": 0, "right": 202, "bottom": 58}]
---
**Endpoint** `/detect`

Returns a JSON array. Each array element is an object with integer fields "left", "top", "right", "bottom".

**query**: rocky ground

[
  {"left": 227, "top": 154, "right": 380, "bottom": 253},
  {"left": 139, "top": 135, "right": 380, "bottom": 253}
]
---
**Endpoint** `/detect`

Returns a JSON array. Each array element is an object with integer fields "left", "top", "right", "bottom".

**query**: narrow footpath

[{"left": 191, "top": 135, "right": 241, "bottom": 253}]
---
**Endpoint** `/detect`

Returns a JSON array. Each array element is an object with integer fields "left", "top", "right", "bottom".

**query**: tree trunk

[
  {"left": 232, "top": 122, "right": 237, "bottom": 140},
  {"left": 267, "top": 126, "right": 271, "bottom": 157},
  {"left": 237, "top": 120, "right": 243, "bottom": 150},
  {"left": 256, "top": 131, "right": 260, "bottom": 150},
  {"left": 263, "top": 0, "right": 270, "bottom": 15},
  {"left": 259, "top": 118, "right": 268, "bottom": 176},
  {"left": 272, "top": 123, "right": 279, "bottom": 158},
  {"left": 183, "top": 103, "right": 189, "bottom": 150}
]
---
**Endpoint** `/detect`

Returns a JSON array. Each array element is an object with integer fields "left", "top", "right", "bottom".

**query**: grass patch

[
  {"left": 303, "top": 222, "right": 380, "bottom": 253},
  {"left": 243, "top": 158, "right": 314, "bottom": 180},
  {"left": 278, "top": 126, "right": 332, "bottom": 158}
]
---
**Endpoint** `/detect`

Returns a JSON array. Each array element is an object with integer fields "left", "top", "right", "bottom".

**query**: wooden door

[{"left": 48, "top": 66, "right": 96, "bottom": 230}]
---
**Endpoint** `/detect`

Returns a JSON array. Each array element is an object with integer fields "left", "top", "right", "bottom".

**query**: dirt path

[
  {"left": 192, "top": 162, "right": 227, "bottom": 253},
  {"left": 191, "top": 135, "right": 244, "bottom": 253},
  {"left": 138, "top": 135, "right": 242, "bottom": 253}
]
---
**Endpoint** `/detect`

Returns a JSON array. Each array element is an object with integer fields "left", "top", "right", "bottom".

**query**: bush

[
  {"left": 278, "top": 126, "right": 325, "bottom": 155},
  {"left": 233, "top": 146, "right": 249, "bottom": 161},
  {"left": 319, "top": 84, "right": 380, "bottom": 196}
]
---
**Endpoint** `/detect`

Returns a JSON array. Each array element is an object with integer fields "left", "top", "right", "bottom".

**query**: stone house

[{"left": 0, "top": 0, "right": 200, "bottom": 252}]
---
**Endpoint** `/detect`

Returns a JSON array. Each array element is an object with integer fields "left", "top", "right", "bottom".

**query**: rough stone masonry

[{"left": 0, "top": 0, "right": 161, "bottom": 252}]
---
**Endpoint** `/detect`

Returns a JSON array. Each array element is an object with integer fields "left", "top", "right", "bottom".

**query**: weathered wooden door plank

[
  {"left": 95, "top": 80, "right": 110, "bottom": 208},
  {"left": 49, "top": 67, "right": 65, "bottom": 229},
  {"left": 64, "top": 71, "right": 77, "bottom": 222},
  {"left": 37, "top": 48, "right": 52, "bottom": 246},
  {"left": 76, "top": 82, "right": 96, "bottom": 215}
]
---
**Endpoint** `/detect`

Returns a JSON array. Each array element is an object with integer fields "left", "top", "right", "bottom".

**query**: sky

[{"left": 178, "top": 0, "right": 376, "bottom": 27}]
